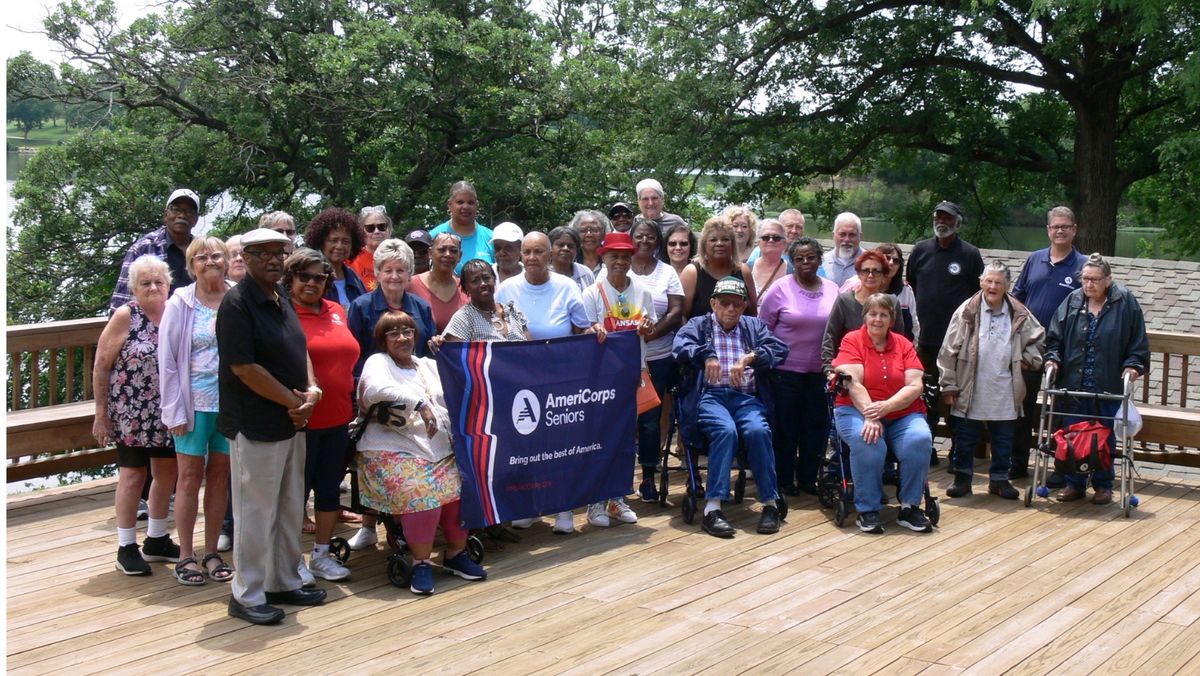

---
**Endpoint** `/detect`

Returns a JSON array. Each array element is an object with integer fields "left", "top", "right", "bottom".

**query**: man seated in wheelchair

[
  {"left": 831, "top": 293, "right": 935, "bottom": 534},
  {"left": 673, "top": 276, "right": 789, "bottom": 538}
]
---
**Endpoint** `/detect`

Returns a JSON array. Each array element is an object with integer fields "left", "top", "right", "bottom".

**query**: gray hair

[
  {"left": 258, "top": 210, "right": 295, "bottom": 230},
  {"left": 635, "top": 178, "right": 664, "bottom": 198},
  {"left": 569, "top": 209, "right": 611, "bottom": 236},
  {"left": 185, "top": 236, "right": 230, "bottom": 280},
  {"left": 374, "top": 238, "right": 414, "bottom": 275},
  {"left": 834, "top": 212, "right": 863, "bottom": 234},
  {"left": 779, "top": 208, "right": 805, "bottom": 223},
  {"left": 980, "top": 259, "right": 1012, "bottom": 283},
  {"left": 1047, "top": 206, "right": 1075, "bottom": 224},
  {"left": 359, "top": 205, "right": 393, "bottom": 228},
  {"left": 129, "top": 254, "right": 172, "bottom": 289},
  {"left": 758, "top": 218, "right": 784, "bottom": 235},
  {"left": 1081, "top": 252, "right": 1112, "bottom": 278},
  {"left": 447, "top": 180, "right": 477, "bottom": 200},
  {"left": 861, "top": 292, "right": 899, "bottom": 325},
  {"left": 282, "top": 247, "right": 332, "bottom": 286}
]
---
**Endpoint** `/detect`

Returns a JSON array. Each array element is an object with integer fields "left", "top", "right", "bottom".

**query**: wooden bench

[{"left": 1132, "top": 331, "right": 1200, "bottom": 466}]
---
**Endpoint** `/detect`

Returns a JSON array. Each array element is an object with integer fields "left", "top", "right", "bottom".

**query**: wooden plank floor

[{"left": 8, "top": 467, "right": 1200, "bottom": 675}]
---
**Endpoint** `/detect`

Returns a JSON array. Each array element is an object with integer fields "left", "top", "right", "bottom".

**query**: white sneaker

[
  {"left": 298, "top": 560, "right": 316, "bottom": 588},
  {"left": 587, "top": 503, "right": 611, "bottom": 528},
  {"left": 347, "top": 526, "right": 378, "bottom": 550},
  {"left": 510, "top": 518, "right": 536, "bottom": 529},
  {"left": 217, "top": 533, "right": 232, "bottom": 552},
  {"left": 309, "top": 552, "right": 350, "bottom": 581},
  {"left": 552, "top": 511, "right": 575, "bottom": 534},
  {"left": 608, "top": 497, "right": 638, "bottom": 524}
]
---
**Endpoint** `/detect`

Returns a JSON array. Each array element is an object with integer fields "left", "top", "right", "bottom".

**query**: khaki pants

[{"left": 229, "top": 432, "right": 306, "bottom": 607}]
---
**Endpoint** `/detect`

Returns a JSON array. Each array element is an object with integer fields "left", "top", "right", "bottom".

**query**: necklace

[{"left": 472, "top": 302, "right": 506, "bottom": 331}]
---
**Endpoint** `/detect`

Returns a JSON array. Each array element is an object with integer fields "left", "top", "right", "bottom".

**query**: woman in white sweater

[{"left": 356, "top": 310, "right": 487, "bottom": 595}]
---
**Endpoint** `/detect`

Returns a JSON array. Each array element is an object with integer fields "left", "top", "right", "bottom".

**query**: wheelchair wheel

[
  {"left": 467, "top": 535, "right": 486, "bottom": 564},
  {"left": 681, "top": 493, "right": 697, "bottom": 524},
  {"left": 328, "top": 537, "right": 351, "bottom": 565},
  {"left": 1024, "top": 485, "right": 1034, "bottom": 508},
  {"left": 775, "top": 497, "right": 789, "bottom": 521},
  {"left": 386, "top": 554, "right": 412, "bottom": 588},
  {"left": 382, "top": 515, "right": 406, "bottom": 551},
  {"left": 734, "top": 472, "right": 746, "bottom": 504},
  {"left": 926, "top": 496, "right": 940, "bottom": 527},
  {"left": 818, "top": 475, "right": 838, "bottom": 508},
  {"left": 834, "top": 500, "right": 848, "bottom": 528}
]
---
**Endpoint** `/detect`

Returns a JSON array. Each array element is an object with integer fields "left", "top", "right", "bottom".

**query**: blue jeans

[
  {"left": 637, "top": 356, "right": 675, "bottom": 470},
  {"left": 697, "top": 388, "right": 778, "bottom": 503},
  {"left": 952, "top": 417, "right": 1015, "bottom": 481},
  {"left": 1058, "top": 398, "right": 1118, "bottom": 491},
  {"left": 834, "top": 407, "right": 932, "bottom": 514},
  {"left": 771, "top": 370, "right": 829, "bottom": 491}
]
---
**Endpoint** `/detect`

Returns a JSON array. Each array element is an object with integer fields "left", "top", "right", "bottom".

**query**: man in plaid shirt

[
  {"left": 109, "top": 188, "right": 200, "bottom": 314},
  {"left": 673, "top": 276, "right": 789, "bottom": 539}
]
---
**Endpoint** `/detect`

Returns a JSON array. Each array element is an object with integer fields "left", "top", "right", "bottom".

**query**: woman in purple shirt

[{"left": 759, "top": 237, "right": 840, "bottom": 495}]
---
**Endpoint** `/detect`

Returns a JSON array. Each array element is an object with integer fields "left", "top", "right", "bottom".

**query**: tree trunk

[{"left": 1070, "top": 88, "right": 1122, "bottom": 256}]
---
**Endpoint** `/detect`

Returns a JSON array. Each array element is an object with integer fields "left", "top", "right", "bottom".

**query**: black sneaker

[
  {"left": 988, "top": 480, "right": 1020, "bottom": 500},
  {"left": 946, "top": 474, "right": 973, "bottom": 498},
  {"left": 141, "top": 534, "right": 181, "bottom": 562},
  {"left": 1008, "top": 466, "right": 1030, "bottom": 480},
  {"left": 116, "top": 544, "right": 151, "bottom": 575},
  {"left": 856, "top": 511, "right": 884, "bottom": 534},
  {"left": 897, "top": 506, "right": 933, "bottom": 533}
]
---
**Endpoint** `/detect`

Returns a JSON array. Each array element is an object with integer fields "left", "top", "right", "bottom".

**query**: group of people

[{"left": 95, "top": 180, "right": 1149, "bottom": 625}]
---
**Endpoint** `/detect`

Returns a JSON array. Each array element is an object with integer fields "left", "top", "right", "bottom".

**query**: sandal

[
  {"left": 202, "top": 552, "right": 234, "bottom": 582},
  {"left": 173, "top": 557, "right": 206, "bottom": 586},
  {"left": 338, "top": 509, "right": 363, "bottom": 523}
]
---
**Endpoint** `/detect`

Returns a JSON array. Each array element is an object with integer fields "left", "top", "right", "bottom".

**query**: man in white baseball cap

[
  {"left": 491, "top": 221, "right": 524, "bottom": 284},
  {"left": 109, "top": 188, "right": 200, "bottom": 313}
]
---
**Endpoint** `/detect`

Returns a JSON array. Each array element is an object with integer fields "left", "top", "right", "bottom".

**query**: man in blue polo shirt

[{"left": 1010, "top": 206, "right": 1089, "bottom": 481}]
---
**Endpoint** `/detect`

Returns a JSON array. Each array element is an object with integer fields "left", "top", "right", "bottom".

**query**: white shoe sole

[{"left": 311, "top": 568, "right": 350, "bottom": 581}]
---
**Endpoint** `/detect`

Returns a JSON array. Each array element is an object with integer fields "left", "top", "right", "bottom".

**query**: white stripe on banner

[{"left": 483, "top": 342, "right": 499, "bottom": 523}]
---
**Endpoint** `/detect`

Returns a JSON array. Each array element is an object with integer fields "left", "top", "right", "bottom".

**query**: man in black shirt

[
  {"left": 905, "top": 201, "right": 985, "bottom": 465},
  {"left": 218, "top": 227, "right": 325, "bottom": 625}
]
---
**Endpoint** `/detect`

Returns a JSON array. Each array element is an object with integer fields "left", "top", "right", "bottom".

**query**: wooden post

[
  {"left": 49, "top": 350, "right": 59, "bottom": 406},
  {"left": 29, "top": 350, "right": 41, "bottom": 408},
  {"left": 66, "top": 347, "right": 76, "bottom": 403}
]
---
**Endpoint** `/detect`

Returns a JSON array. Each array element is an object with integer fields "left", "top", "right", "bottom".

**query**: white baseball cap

[
  {"left": 166, "top": 188, "right": 200, "bottom": 210},
  {"left": 493, "top": 222, "right": 524, "bottom": 243}
]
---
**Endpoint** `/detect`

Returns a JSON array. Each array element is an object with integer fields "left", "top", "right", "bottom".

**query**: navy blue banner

[{"left": 436, "top": 332, "right": 640, "bottom": 528}]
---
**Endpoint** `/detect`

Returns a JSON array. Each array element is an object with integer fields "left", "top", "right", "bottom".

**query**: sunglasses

[
  {"left": 760, "top": 234, "right": 784, "bottom": 242},
  {"left": 667, "top": 241, "right": 690, "bottom": 248},
  {"left": 859, "top": 268, "right": 884, "bottom": 276},
  {"left": 296, "top": 271, "right": 329, "bottom": 284},
  {"left": 363, "top": 223, "right": 390, "bottom": 234}
]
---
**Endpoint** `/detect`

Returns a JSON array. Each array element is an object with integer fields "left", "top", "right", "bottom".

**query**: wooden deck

[{"left": 9, "top": 467, "right": 1200, "bottom": 675}]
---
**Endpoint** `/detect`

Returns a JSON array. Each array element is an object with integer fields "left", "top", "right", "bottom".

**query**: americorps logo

[
  {"left": 512, "top": 389, "right": 541, "bottom": 435},
  {"left": 510, "top": 386, "right": 618, "bottom": 436}
]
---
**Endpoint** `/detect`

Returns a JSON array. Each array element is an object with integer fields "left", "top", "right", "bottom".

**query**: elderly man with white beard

[{"left": 821, "top": 212, "right": 864, "bottom": 286}]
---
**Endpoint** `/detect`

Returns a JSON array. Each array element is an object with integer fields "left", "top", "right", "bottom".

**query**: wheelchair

[
  {"left": 326, "top": 400, "right": 485, "bottom": 588},
  {"left": 817, "top": 374, "right": 940, "bottom": 528},
  {"left": 659, "top": 371, "right": 789, "bottom": 526}
]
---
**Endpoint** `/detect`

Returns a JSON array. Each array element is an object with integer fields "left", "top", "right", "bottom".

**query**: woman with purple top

[{"left": 759, "top": 237, "right": 841, "bottom": 495}]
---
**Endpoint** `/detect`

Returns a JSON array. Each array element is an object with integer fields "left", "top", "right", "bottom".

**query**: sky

[{"left": 5, "top": 0, "right": 149, "bottom": 64}]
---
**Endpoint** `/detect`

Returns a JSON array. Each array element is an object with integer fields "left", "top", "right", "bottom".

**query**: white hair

[
  {"left": 635, "top": 178, "right": 664, "bottom": 198},
  {"left": 834, "top": 212, "right": 863, "bottom": 234},
  {"left": 373, "top": 238, "right": 414, "bottom": 275},
  {"left": 129, "top": 254, "right": 172, "bottom": 289}
]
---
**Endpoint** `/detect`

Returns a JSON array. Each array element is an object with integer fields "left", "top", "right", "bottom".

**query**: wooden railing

[
  {"left": 6, "top": 317, "right": 110, "bottom": 482},
  {"left": 5, "top": 319, "right": 1200, "bottom": 482}
]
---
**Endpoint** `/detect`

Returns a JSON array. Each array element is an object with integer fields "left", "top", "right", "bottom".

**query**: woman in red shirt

[
  {"left": 286, "top": 248, "right": 361, "bottom": 583},
  {"left": 832, "top": 293, "right": 933, "bottom": 535}
]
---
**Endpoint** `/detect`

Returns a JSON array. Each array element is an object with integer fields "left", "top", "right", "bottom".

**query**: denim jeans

[
  {"left": 952, "top": 417, "right": 1015, "bottom": 481},
  {"left": 637, "top": 356, "right": 676, "bottom": 470},
  {"left": 834, "top": 407, "right": 932, "bottom": 514},
  {"left": 770, "top": 370, "right": 829, "bottom": 491},
  {"left": 1058, "top": 398, "right": 1119, "bottom": 491},
  {"left": 697, "top": 388, "right": 778, "bottom": 503}
]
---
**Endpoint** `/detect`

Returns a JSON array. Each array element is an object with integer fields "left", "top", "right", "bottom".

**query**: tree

[
  {"left": 7, "top": 52, "right": 59, "bottom": 139},
  {"left": 614, "top": 0, "right": 1200, "bottom": 254}
]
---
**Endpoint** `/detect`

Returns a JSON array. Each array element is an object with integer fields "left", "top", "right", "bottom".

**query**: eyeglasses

[
  {"left": 363, "top": 222, "right": 390, "bottom": 234},
  {"left": 1081, "top": 276, "right": 1106, "bottom": 284},
  {"left": 578, "top": 226, "right": 602, "bottom": 235},
  {"left": 168, "top": 204, "right": 198, "bottom": 216},
  {"left": 667, "top": 241, "right": 690, "bottom": 248},
  {"left": 296, "top": 271, "right": 329, "bottom": 284},
  {"left": 385, "top": 328, "right": 416, "bottom": 339},
  {"left": 611, "top": 212, "right": 633, "bottom": 219},
  {"left": 245, "top": 249, "right": 288, "bottom": 261},
  {"left": 714, "top": 296, "right": 746, "bottom": 307},
  {"left": 760, "top": 235, "right": 784, "bottom": 242},
  {"left": 859, "top": 268, "right": 884, "bottom": 276},
  {"left": 1048, "top": 224, "right": 1075, "bottom": 231},
  {"left": 193, "top": 252, "right": 224, "bottom": 263}
]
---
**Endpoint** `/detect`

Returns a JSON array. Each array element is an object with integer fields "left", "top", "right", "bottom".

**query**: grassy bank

[{"left": 7, "top": 120, "right": 78, "bottom": 148}]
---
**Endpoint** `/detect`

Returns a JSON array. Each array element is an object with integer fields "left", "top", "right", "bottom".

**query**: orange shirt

[{"left": 348, "top": 249, "right": 377, "bottom": 291}]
